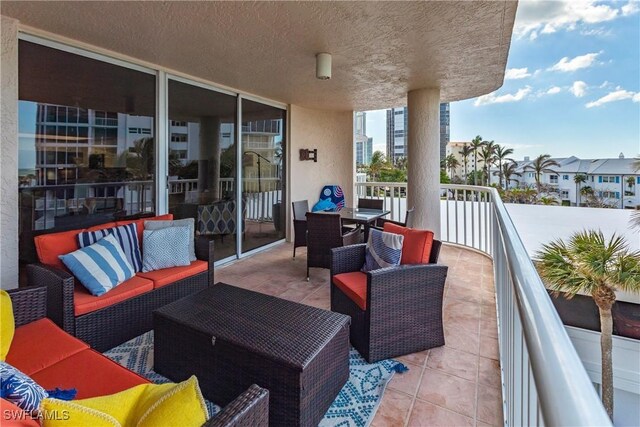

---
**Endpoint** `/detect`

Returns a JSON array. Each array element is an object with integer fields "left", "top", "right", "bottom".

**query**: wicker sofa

[
  {"left": 329, "top": 236, "right": 447, "bottom": 363},
  {"left": 26, "top": 214, "right": 213, "bottom": 352},
  {"left": 2, "top": 286, "right": 268, "bottom": 427}
]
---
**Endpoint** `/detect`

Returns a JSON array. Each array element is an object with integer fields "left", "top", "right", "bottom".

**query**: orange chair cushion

[
  {"left": 31, "top": 349, "right": 149, "bottom": 400},
  {"left": 383, "top": 223, "right": 434, "bottom": 265},
  {"left": 117, "top": 214, "right": 174, "bottom": 243},
  {"left": 137, "top": 260, "right": 208, "bottom": 289},
  {"left": 333, "top": 272, "right": 368, "bottom": 310},
  {"left": 6, "top": 319, "right": 89, "bottom": 376},
  {"left": 74, "top": 276, "right": 154, "bottom": 316},
  {"left": 1, "top": 399, "right": 40, "bottom": 427},
  {"left": 34, "top": 229, "right": 81, "bottom": 270}
]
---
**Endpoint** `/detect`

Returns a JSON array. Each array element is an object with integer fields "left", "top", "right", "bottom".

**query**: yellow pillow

[
  {"left": 0, "top": 289, "right": 15, "bottom": 361},
  {"left": 41, "top": 376, "right": 209, "bottom": 427}
]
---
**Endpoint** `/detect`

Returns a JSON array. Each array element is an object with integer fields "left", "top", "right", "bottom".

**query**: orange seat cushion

[
  {"left": 1, "top": 399, "right": 40, "bottom": 427},
  {"left": 383, "top": 223, "right": 434, "bottom": 265},
  {"left": 117, "top": 214, "right": 174, "bottom": 243},
  {"left": 6, "top": 319, "right": 89, "bottom": 376},
  {"left": 31, "top": 349, "right": 149, "bottom": 399},
  {"left": 34, "top": 229, "right": 81, "bottom": 270},
  {"left": 137, "top": 260, "right": 208, "bottom": 289},
  {"left": 333, "top": 272, "right": 368, "bottom": 310},
  {"left": 74, "top": 276, "right": 154, "bottom": 316}
]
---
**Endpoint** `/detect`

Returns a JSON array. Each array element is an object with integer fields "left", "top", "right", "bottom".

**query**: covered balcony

[{"left": 0, "top": 2, "right": 615, "bottom": 426}]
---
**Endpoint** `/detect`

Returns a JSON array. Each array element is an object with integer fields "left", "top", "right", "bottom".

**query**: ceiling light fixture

[{"left": 316, "top": 53, "right": 332, "bottom": 80}]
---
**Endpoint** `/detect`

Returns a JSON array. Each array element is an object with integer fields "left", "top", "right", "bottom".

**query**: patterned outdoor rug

[{"left": 104, "top": 331, "right": 407, "bottom": 427}]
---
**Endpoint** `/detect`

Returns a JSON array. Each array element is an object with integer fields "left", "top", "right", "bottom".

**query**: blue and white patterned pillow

[
  {"left": 0, "top": 361, "right": 47, "bottom": 413},
  {"left": 142, "top": 226, "right": 191, "bottom": 272},
  {"left": 60, "top": 233, "right": 136, "bottom": 296},
  {"left": 77, "top": 223, "right": 143, "bottom": 272},
  {"left": 362, "top": 228, "right": 404, "bottom": 272}
]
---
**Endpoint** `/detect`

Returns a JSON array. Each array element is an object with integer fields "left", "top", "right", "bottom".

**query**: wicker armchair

[
  {"left": 291, "top": 200, "right": 309, "bottom": 258},
  {"left": 329, "top": 240, "right": 447, "bottom": 362},
  {"left": 305, "top": 212, "right": 361, "bottom": 280},
  {"left": 5, "top": 286, "right": 269, "bottom": 427}
]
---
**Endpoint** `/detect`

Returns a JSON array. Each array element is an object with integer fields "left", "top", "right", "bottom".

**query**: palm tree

[
  {"left": 441, "top": 154, "right": 459, "bottom": 180},
  {"left": 470, "top": 136, "right": 484, "bottom": 185},
  {"left": 528, "top": 154, "right": 560, "bottom": 193},
  {"left": 367, "top": 150, "right": 386, "bottom": 181},
  {"left": 478, "top": 142, "right": 496, "bottom": 186},
  {"left": 574, "top": 174, "right": 587, "bottom": 206},
  {"left": 537, "top": 196, "right": 558, "bottom": 205},
  {"left": 535, "top": 231, "right": 640, "bottom": 419},
  {"left": 459, "top": 145, "right": 473, "bottom": 182},
  {"left": 626, "top": 176, "right": 635, "bottom": 194},
  {"left": 494, "top": 145, "right": 514, "bottom": 189},
  {"left": 501, "top": 161, "right": 521, "bottom": 189}
]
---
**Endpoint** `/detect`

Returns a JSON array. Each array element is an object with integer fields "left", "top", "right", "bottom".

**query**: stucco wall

[
  {"left": 1, "top": 16, "right": 19, "bottom": 289},
  {"left": 287, "top": 105, "right": 354, "bottom": 241}
]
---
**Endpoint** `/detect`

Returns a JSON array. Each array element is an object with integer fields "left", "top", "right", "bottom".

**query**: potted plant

[{"left": 535, "top": 231, "right": 640, "bottom": 419}]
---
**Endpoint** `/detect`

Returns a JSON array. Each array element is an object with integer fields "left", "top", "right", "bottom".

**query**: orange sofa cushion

[
  {"left": 31, "top": 349, "right": 149, "bottom": 400},
  {"left": 333, "top": 272, "right": 368, "bottom": 310},
  {"left": 137, "top": 260, "right": 208, "bottom": 289},
  {"left": 117, "top": 214, "right": 174, "bottom": 243},
  {"left": 383, "top": 223, "right": 434, "bottom": 265},
  {"left": 34, "top": 229, "right": 80, "bottom": 270},
  {"left": 74, "top": 276, "right": 154, "bottom": 316},
  {"left": 6, "top": 319, "right": 88, "bottom": 376},
  {"left": 1, "top": 399, "right": 40, "bottom": 427}
]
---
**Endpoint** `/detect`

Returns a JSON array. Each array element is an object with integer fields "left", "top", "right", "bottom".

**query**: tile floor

[{"left": 215, "top": 242, "right": 503, "bottom": 427}]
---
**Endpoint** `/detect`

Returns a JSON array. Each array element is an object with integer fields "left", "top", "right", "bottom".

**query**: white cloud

[
  {"left": 549, "top": 52, "right": 601, "bottom": 72},
  {"left": 474, "top": 86, "right": 532, "bottom": 106},
  {"left": 514, "top": 0, "right": 632, "bottom": 40},
  {"left": 585, "top": 89, "right": 639, "bottom": 108},
  {"left": 505, "top": 67, "right": 532, "bottom": 80},
  {"left": 580, "top": 27, "right": 613, "bottom": 37},
  {"left": 546, "top": 86, "right": 562, "bottom": 95},
  {"left": 622, "top": 2, "right": 640, "bottom": 16},
  {"left": 570, "top": 81, "right": 588, "bottom": 97}
]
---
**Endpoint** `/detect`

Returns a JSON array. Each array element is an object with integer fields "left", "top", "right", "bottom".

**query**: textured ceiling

[{"left": 2, "top": 1, "right": 517, "bottom": 111}]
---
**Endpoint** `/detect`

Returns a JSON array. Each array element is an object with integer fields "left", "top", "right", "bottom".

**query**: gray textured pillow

[
  {"left": 144, "top": 218, "right": 196, "bottom": 261},
  {"left": 142, "top": 226, "right": 191, "bottom": 272}
]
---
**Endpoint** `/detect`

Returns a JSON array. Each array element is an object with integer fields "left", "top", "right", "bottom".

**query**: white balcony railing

[{"left": 356, "top": 182, "right": 611, "bottom": 426}]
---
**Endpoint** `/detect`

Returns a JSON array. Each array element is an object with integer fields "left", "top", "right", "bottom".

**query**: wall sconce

[
  {"left": 299, "top": 149, "right": 318, "bottom": 162},
  {"left": 316, "top": 53, "right": 331, "bottom": 80}
]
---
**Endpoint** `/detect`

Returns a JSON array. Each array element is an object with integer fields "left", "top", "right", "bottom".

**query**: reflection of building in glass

[{"left": 386, "top": 103, "right": 450, "bottom": 162}]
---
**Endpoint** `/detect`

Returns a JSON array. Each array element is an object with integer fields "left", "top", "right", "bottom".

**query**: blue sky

[{"left": 366, "top": 0, "right": 640, "bottom": 160}]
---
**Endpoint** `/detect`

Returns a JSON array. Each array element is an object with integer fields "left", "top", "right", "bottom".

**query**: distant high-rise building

[
  {"left": 386, "top": 103, "right": 450, "bottom": 162},
  {"left": 354, "top": 112, "right": 373, "bottom": 165}
]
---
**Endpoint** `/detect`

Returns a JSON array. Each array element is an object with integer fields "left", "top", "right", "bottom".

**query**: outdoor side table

[{"left": 153, "top": 283, "right": 351, "bottom": 427}]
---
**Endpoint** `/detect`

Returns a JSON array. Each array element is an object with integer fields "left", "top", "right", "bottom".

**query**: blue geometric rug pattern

[{"left": 104, "top": 331, "right": 407, "bottom": 427}]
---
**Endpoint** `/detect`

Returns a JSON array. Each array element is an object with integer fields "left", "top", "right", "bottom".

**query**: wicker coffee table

[{"left": 153, "top": 283, "right": 351, "bottom": 427}]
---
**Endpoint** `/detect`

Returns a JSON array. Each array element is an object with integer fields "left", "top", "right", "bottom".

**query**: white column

[
  {"left": 1, "top": 16, "right": 19, "bottom": 289},
  {"left": 407, "top": 88, "right": 441, "bottom": 238}
]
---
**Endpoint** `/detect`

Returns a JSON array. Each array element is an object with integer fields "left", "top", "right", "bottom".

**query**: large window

[
  {"left": 167, "top": 79, "right": 237, "bottom": 261},
  {"left": 241, "top": 99, "right": 286, "bottom": 252},
  {"left": 18, "top": 40, "right": 156, "bottom": 263}
]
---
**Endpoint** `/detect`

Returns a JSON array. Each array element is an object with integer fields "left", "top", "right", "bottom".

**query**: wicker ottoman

[{"left": 153, "top": 283, "right": 351, "bottom": 427}]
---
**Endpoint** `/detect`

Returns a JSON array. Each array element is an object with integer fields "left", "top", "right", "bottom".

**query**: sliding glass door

[
  {"left": 240, "top": 99, "right": 286, "bottom": 253},
  {"left": 167, "top": 79, "right": 238, "bottom": 261}
]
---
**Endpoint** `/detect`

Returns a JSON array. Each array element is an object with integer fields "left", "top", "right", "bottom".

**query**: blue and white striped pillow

[
  {"left": 78, "top": 223, "right": 143, "bottom": 272},
  {"left": 60, "top": 233, "right": 135, "bottom": 296},
  {"left": 362, "top": 228, "right": 404, "bottom": 272}
]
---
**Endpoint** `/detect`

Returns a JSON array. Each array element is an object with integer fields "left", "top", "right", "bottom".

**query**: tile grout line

[{"left": 403, "top": 352, "right": 429, "bottom": 427}]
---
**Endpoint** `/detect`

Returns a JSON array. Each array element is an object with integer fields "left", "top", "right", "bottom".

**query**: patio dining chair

[
  {"left": 357, "top": 198, "right": 384, "bottom": 210},
  {"left": 292, "top": 200, "right": 309, "bottom": 258},
  {"left": 305, "top": 212, "right": 361, "bottom": 281},
  {"left": 375, "top": 206, "right": 414, "bottom": 229}
]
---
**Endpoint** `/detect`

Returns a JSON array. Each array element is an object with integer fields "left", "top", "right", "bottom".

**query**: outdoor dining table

[{"left": 318, "top": 207, "right": 390, "bottom": 241}]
